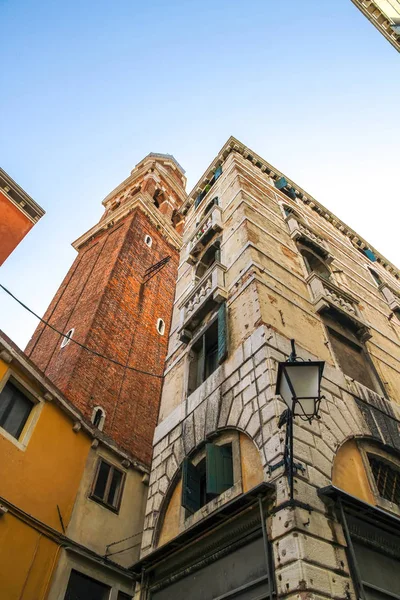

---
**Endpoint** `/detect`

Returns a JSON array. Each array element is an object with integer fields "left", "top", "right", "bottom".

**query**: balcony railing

[
  {"left": 178, "top": 262, "right": 227, "bottom": 340},
  {"left": 286, "top": 215, "right": 332, "bottom": 262},
  {"left": 185, "top": 204, "right": 222, "bottom": 265},
  {"left": 380, "top": 283, "right": 400, "bottom": 314},
  {"left": 307, "top": 273, "right": 371, "bottom": 341}
]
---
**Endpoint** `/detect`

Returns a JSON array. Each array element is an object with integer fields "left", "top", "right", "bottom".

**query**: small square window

[
  {"left": 91, "top": 459, "right": 125, "bottom": 512},
  {"left": 0, "top": 381, "right": 34, "bottom": 440},
  {"left": 64, "top": 570, "right": 110, "bottom": 600}
]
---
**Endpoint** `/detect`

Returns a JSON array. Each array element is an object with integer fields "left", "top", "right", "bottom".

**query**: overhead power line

[{"left": 0, "top": 284, "right": 164, "bottom": 379}]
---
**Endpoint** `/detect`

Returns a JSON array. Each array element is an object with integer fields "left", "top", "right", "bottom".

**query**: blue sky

[{"left": 1, "top": 0, "right": 399, "bottom": 348}]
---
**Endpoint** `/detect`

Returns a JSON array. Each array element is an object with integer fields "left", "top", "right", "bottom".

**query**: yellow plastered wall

[
  {"left": 157, "top": 432, "right": 264, "bottom": 547},
  {"left": 332, "top": 439, "right": 375, "bottom": 505},
  {"left": 0, "top": 359, "right": 91, "bottom": 600}
]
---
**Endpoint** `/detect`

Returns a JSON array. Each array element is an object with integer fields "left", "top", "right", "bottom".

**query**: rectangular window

[
  {"left": 326, "top": 327, "right": 377, "bottom": 391},
  {"left": 368, "top": 455, "right": 400, "bottom": 506},
  {"left": 0, "top": 381, "right": 34, "bottom": 440},
  {"left": 64, "top": 570, "right": 110, "bottom": 600},
  {"left": 91, "top": 459, "right": 125, "bottom": 512},
  {"left": 188, "top": 303, "right": 228, "bottom": 394},
  {"left": 182, "top": 443, "right": 234, "bottom": 513},
  {"left": 117, "top": 593, "right": 132, "bottom": 600}
]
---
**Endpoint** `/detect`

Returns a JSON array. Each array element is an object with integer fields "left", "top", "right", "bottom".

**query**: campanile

[{"left": 26, "top": 153, "right": 187, "bottom": 465}]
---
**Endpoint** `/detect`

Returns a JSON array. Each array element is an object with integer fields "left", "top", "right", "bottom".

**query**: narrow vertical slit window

[{"left": 61, "top": 328, "right": 74, "bottom": 349}]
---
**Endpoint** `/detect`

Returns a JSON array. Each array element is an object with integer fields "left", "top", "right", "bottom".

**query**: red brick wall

[
  {"left": 26, "top": 208, "right": 179, "bottom": 465},
  {"left": 0, "top": 192, "right": 34, "bottom": 265}
]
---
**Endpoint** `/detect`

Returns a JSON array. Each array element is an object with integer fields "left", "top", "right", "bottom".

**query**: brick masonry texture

[{"left": 26, "top": 208, "right": 180, "bottom": 467}]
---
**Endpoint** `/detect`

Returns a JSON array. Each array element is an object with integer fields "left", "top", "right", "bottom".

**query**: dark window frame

[
  {"left": 0, "top": 378, "right": 35, "bottom": 441},
  {"left": 90, "top": 458, "right": 126, "bottom": 513},
  {"left": 368, "top": 454, "right": 400, "bottom": 507},
  {"left": 323, "top": 317, "right": 385, "bottom": 396},
  {"left": 64, "top": 569, "right": 111, "bottom": 600},
  {"left": 187, "top": 303, "right": 228, "bottom": 395},
  {"left": 182, "top": 442, "right": 234, "bottom": 514}
]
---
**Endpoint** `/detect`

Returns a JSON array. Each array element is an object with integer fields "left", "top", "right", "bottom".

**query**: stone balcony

[
  {"left": 307, "top": 273, "right": 371, "bottom": 341},
  {"left": 286, "top": 215, "right": 333, "bottom": 262},
  {"left": 380, "top": 283, "right": 400, "bottom": 314},
  {"left": 185, "top": 204, "right": 223, "bottom": 265},
  {"left": 178, "top": 262, "right": 227, "bottom": 341}
]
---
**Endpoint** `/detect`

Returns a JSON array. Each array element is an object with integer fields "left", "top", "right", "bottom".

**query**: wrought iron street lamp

[{"left": 273, "top": 339, "right": 325, "bottom": 501}]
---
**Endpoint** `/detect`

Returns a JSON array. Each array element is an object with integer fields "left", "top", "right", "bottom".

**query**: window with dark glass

[
  {"left": 0, "top": 381, "right": 34, "bottom": 440},
  {"left": 195, "top": 241, "right": 221, "bottom": 280},
  {"left": 188, "top": 304, "right": 227, "bottom": 394},
  {"left": 301, "top": 248, "right": 331, "bottom": 281},
  {"left": 326, "top": 327, "right": 377, "bottom": 391},
  {"left": 368, "top": 455, "right": 400, "bottom": 506},
  {"left": 117, "top": 593, "right": 132, "bottom": 600},
  {"left": 64, "top": 570, "right": 110, "bottom": 600},
  {"left": 91, "top": 459, "right": 125, "bottom": 511},
  {"left": 182, "top": 443, "right": 233, "bottom": 513}
]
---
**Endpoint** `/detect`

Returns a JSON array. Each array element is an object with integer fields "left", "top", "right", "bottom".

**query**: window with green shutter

[
  {"left": 187, "top": 304, "right": 228, "bottom": 395},
  {"left": 181, "top": 443, "right": 234, "bottom": 513},
  {"left": 206, "top": 443, "right": 234, "bottom": 495}
]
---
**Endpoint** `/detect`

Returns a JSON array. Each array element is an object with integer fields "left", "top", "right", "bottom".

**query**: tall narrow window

[
  {"left": 91, "top": 406, "right": 106, "bottom": 430},
  {"left": 61, "top": 328, "right": 74, "bottom": 349},
  {"left": 195, "top": 241, "right": 221, "bottom": 280},
  {"left": 91, "top": 460, "right": 125, "bottom": 512},
  {"left": 188, "top": 304, "right": 227, "bottom": 394},
  {"left": 0, "top": 381, "right": 34, "bottom": 440},
  {"left": 370, "top": 269, "right": 383, "bottom": 287},
  {"left": 301, "top": 249, "right": 331, "bottom": 281},
  {"left": 157, "top": 318, "right": 165, "bottom": 335},
  {"left": 182, "top": 443, "right": 234, "bottom": 514},
  {"left": 326, "top": 327, "right": 377, "bottom": 391}
]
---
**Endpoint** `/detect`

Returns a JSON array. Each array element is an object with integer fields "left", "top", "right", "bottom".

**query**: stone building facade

[
  {"left": 132, "top": 137, "right": 400, "bottom": 599},
  {"left": 25, "top": 153, "right": 187, "bottom": 466}
]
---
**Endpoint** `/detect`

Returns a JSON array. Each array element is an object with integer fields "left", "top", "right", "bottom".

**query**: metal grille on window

[{"left": 369, "top": 455, "right": 400, "bottom": 506}]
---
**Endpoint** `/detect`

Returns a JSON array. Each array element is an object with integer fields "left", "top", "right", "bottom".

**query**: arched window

[
  {"left": 195, "top": 241, "right": 221, "bottom": 280},
  {"left": 202, "top": 197, "right": 219, "bottom": 219},
  {"left": 370, "top": 269, "right": 383, "bottom": 287},
  {"left": 157, "top": 318, "right": 165, "bottom": 335},
  {"left": 61, "top": 328, "right": 74, "bottom": 349},
  {"left": 92, "top": 406, "right": 106, "bottom": 430},
  {"left": 145, "top": 235, "right": 153, "bottom": 248},
  {"left": 300, "top": 248, "right": 331, "bottom": 281}
]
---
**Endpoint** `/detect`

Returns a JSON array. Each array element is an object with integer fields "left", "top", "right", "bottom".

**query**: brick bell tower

[{"left": 26, "top": 153, "right": 187, "bottom": 466}]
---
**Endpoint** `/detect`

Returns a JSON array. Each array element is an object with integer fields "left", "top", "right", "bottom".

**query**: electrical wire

[{"left": 0, "top": 284, "right": 164, "bottom": 379}]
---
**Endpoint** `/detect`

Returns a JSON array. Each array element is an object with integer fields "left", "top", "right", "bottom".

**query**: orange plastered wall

[
  {"left": 0, "top": 191, "right": 34, "bottom": 265},
  {"left": 0, "top": 360, "right": 91, "bottom": 530}
]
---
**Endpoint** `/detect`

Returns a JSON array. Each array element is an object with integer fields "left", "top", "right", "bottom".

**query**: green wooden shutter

[
  {"left": 181, "top": 458, "right": 201, "bottom": 513},
  {"left": 217, "top": 302, "right": 228, "bottom": 364},
  {"left": 206, "top": 443, "right": 234, "bottom": 495},
  {"left": 274, "top": 176, "right": 288, "bottom": 190}
]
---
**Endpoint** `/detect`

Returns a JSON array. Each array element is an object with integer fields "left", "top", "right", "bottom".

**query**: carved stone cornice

[
  {"left": 185, "top": 137, "right": 399, "bottom": 281},
  {"left": 0, "top": 168, "right": 45, "bottom": 223}
]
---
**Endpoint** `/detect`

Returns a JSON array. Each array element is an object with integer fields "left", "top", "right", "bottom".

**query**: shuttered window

[
  {"left": 188, "top": 304, "right": 228, "bottom": 394},
  {"left": 182, "top": 443, "right": 234, "bottom": 513}
]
